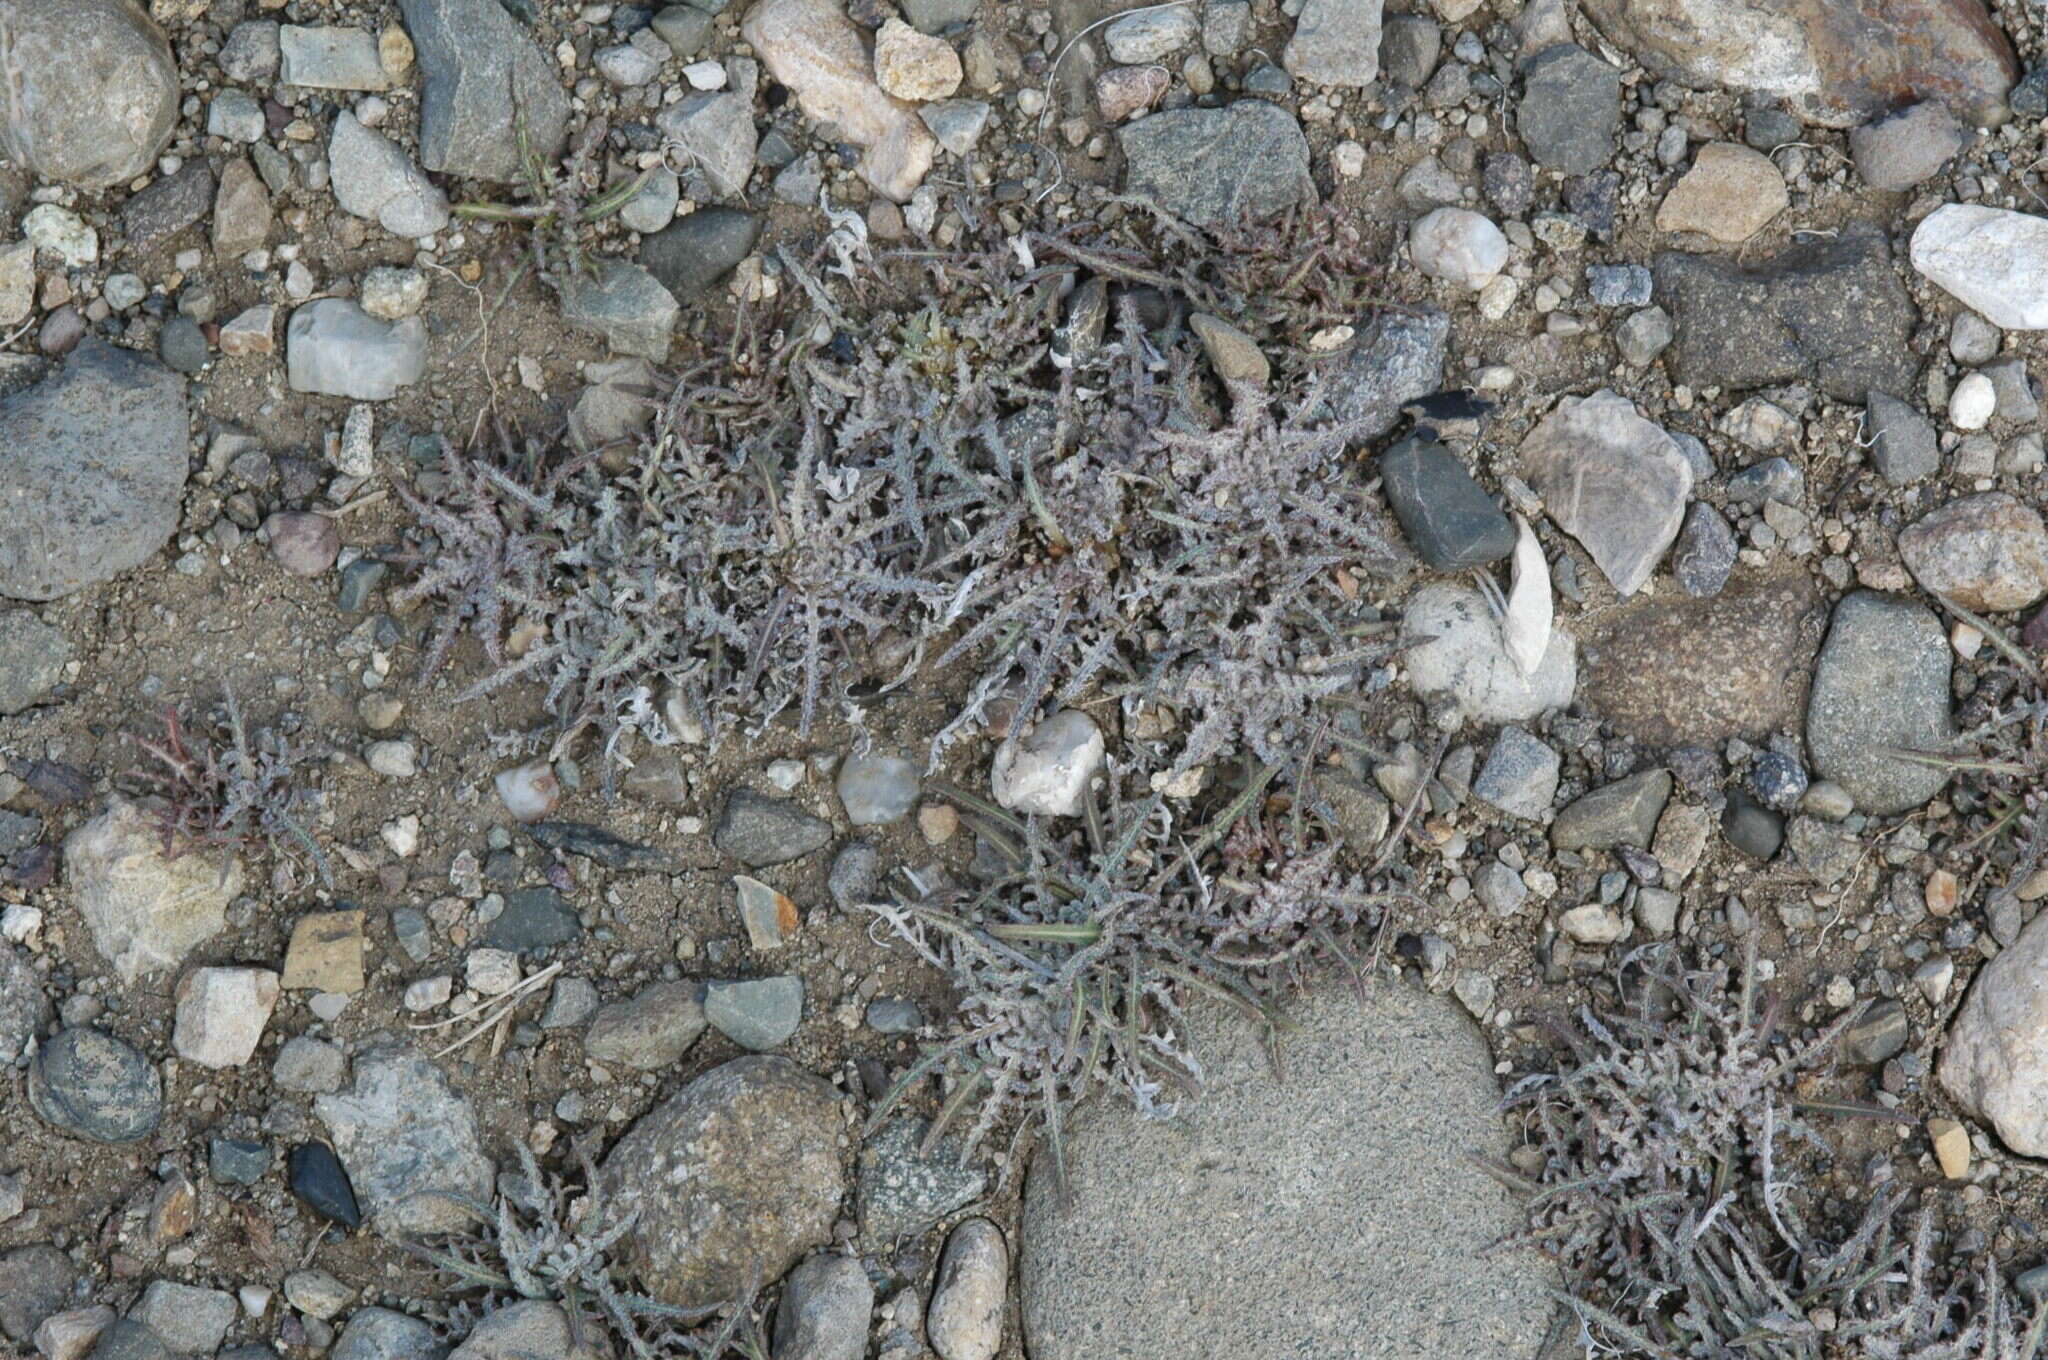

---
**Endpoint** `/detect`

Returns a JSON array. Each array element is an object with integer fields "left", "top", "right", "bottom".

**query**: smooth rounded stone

[
  {"left": 640, "top": 208, "right": 765, "bottom": 302},
  {"left": 172, "top": 966, "right": 280, "bottom": 1069},
  {"left": 28, "top": 1026, "right": 162, "bottom": 1143},
  {"left": 1281, "top": 0, "right": 1382, "bottom": 85},
  {"left": 329, "top": 112, "right": 450, "bottom": 237},
  {"left": 1911, "top": 205, "right": 2048, "bottom": 330},
  {"left": 1898, "top": 492, "right": 2048, "bottom": 612},
  {"left": 65, "top": 798, "right": 244, "bottom": 982},
  {"left": 1850, "top": 100, "right": 1966, "bottom": 189},
  {"left": 1400, "top": 580, "right": 1576, "bottom": 726},
  {"left": 0, "top": 0, "right": 178, "bottom": 188},
  {"left": 85, "top": 1319, "right": 170, "bottom": 1360},
  {"left": 743, "top": 0, "right": 935, "bottom": 201},
  {"left": 1654, "top": 224, "right": 1916, "bottom": 400},
  {"left": 1863, "top": 392, "right": 1940, "bottom": 485},
  {"left": 398, "top": 0, "right": 569, "bottom": 181},
  {"left": 265, "top": 510, "right": 341, "bottom": 577},
  {"left": 703, "top": 976, "right": 803, "bottom": 1050},
  {"left": 1982, "top": 355, "right": 2041, "bottom": 423},
  {"left": 715, "top": 788, "right": 832, "bottom": 866},
  {"left": 1579, "top": 572, "right": 1827, "bottom": 746},
  {"left": 493, "top": 761, "right": 561, "bottom": 823},
  {"left": 1472, "top": 726, "right": 1560, "bottom": 819},
  {"left": 209, "top": 1137, "right": 272, "bottom": 1186},
  {"left": 1518, "top": 389, "right": 1694, "bottom": 597},
  {"left": 618, "top": 166, "right": 681, "bottom": 234},
  {"left": 928, "top": 1219, "right": 1006, "bottom": 1360},
  {"left": 1654, "top": 142, "right": 1787, "bottom": 242},
  {"left": 289, "top": 1142, "right": 362, "bottom": 1229},
  {"left": 828, "top": 840, "right": 881, "bottom": 910},
  {"left": 450, "top": 1301, "right": 603, "bottom": 1360},
  {"left": 0, "top": 610, "right": 70, "bottom": 715},
  {"left": 0, "top": 1244, "right": 76, "bottom": 1343},
  {"left": 1376, "top": 433, "right": 1515, "bottom": 569},
  {"left": 0, "top": 946, "right": 51, "bottom": 1064},
  {"left": 1325, "top": 307, "right": 1449, "bottom": 442},
  {"left": 0, "top": 340, "right": 189, "bottom": 602},
  {"left": 858, "top": 1117, "right": 987, "bottom": 1242},
  {"left": 1950, "top": 310, "right": 2003, "bottom": 363},
  {"left": 313, "top": 1045, "right": 494, "bottom": 1236},
  {"left": 1672, "top": 503, "right": 1738, "bottom": 596},
  {"left": 774, "top": 1255, "right": 872, "bottom": 1360},
  {"left": 1805, "top": 591, "right": 1955, "bottom": 814},
  {"left": 287, "top": 300, "right": 426, "bottom": 401},
  {"left": 1408, "top": 208, "right": 1507, "bottom": 290},
  {"left": 1550, "top": 769, "right": 1672, "bottom": 851},
  {"left": 1020, "top": 983, "right": 1550, "bottom": 1359},
  {"left": 584, "top": 981, "right": 707, "bottom": 1069},
  {"left": 1577, "top": 0, "right": 2017, "bottom": 129},
  {"left": 990, "top": 710, "right": 1105, "bottom": 817},
  {"left": 603, "top": 1056, "right": 846, "bottom": 1309},
  {"left": 1117, "top": 102, "right": 1314, "bottom": 228},
  {"left": 595, "top": 40, "right": 664, "bottom": 87},
  {"left": 1722, "top": 794, "right": 1784, "bottom": 859},
  {"left": 1518, "top": 43, "right": 1621, "bottom": 172},
  {"left": 157, "top": 316, "right": 209, "bottom": 374},
  {"left": 208, "top": 88, "right": 266, "bottom": 143},
  {"left": 1948, "top": 371, "right": 1995, "bottom": 429},
  {"left": 1750, "top": 750, "right": 1809, "bottom": 811},
  {"left": 836, "top": 753, "right": 920, "bottom": 825},
  {"left": 333, "top": 1307, "right": 447, "bottom": 1360},
  {"left": 130, "top": 1282, "right": 234, "bottom": 1356},
  {"left": 1940, "top": 910, "right": 2048, "bottom": 1156}
]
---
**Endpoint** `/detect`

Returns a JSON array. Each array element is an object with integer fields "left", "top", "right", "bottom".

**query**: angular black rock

[
  {"left": 523, "top": 822, "right": 679, "bottom": 871},
  {"left": 289, "top": 1142, "right": 362, "bottom": 1229}
]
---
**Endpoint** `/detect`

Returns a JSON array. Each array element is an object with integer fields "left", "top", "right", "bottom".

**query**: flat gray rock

[
  {"left": 1117, "top": 101, "right": 1314, "bottom": 228},
  {"left": 1327, "top": 307, "right": 1449, "bottom": 441},
  {"left": 287, "top": 300, "right": 426, "bottom": 401},
  {"left": 1519, "top": 389, "right": 1693, "bottom": 598},
  {"left": 0, "top": 946, "right": 49, "bottom": 1065},
  {"left": 0, "top": 610, "right": 70, "bottom": 714},
  {"left": 1653, "top": 224, "right": 1918, "bottom": 401},
  {"left": 1019, "top": 982, "right": 1552, "bottom": 1359},
  {"left": 0, "top": 341, "right": 189, "bottom": 602},
  {"left": 1804, "top": 591, "right": 1954, "bottom": 814},
  {"left": 398, "top": 0, "right": 570, "bottom": 181},
  {"left": 314, "top": 1046, "right": 495, "bottom": 1236}
]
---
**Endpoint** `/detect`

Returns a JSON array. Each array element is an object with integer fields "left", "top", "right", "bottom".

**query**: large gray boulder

[
  {"left": 398, "top": 0, "right": 570, "bottom": 181},
  {"left": 1804, "top": 591, "right": 1954, "bottom": 814},
  {"left": 0, "top": 0, "right": 179, "bottom": 188},
  {"left": 0, "top": 341, "right": 188, "bottom": 601},
  {"left": 603, "top": 1056, "right": 846, "bottom": 1309},
  {"left": 1018, "top": 982, "right": 1553, "bottom": 1359}
]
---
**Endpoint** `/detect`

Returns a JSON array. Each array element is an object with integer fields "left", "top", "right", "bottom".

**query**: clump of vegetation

[
  {"left": 122, "top": 686, "right": 331, "bottom": 887},
  {"left": 404, "top": 1141, "right": 767, "bottom": 1359},
  {"left": 1500, "top": 939, "right": 2045, "bottom": 1358},
  {"left": 860, "top": 759, "right": 1408, "bottom": 1189},
  {"left": 453, "top": 117, "right": 656, "bottom": 282}
]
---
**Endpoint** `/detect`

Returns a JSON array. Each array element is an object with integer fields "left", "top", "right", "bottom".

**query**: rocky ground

[{"left": 5, "top": 0, "right": 2048, "bottom": 1357}]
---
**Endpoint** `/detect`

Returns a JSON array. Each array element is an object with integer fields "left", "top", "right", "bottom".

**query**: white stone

[
  {"left": 1910, "top": 204, "right": 2048, "bottom": 331},
  {"left": 682, "top": 59, "right": 728, "bottom": 90},
  {"left": 928, "top": 1218, "right": 1007, "bottom": 1360},
  {"left": 1409, "top": 208, "right": 1508, "bottom": 290},
  {"left": 172, "top": 966, "right": 280, "bottom": 1068},
  {"left": 23, "top": 204, "right": 97, "bottom": 266},
  {"left": 1, "top": 904, "right": 42, "bottom": 945},
  {"left": 1400, "top": 581, "right": 1577, "bottom": 727},
  {"left": 366, "top": 739, "right": 419, "bottom": 777},
  {"left": 991, "top": 710, "right": 1106, "bottom": 818},
  {"left": 1103, "top": 8, "right": 1199, "bottom": 63},
  {"left": 1940, "top": 911, "right": 2048, "bottom": 1155},
  {"left": 495, "top": 760, "right": 562, "bottom": 822},
  {"left": 380, "top": 814, "right": 420, "bottom": 857},
  {"left": 360, "top": 265, "right": 428, "bottom": 319},
  {"left": 466, "top": 948, "right": 522, "bottom": 996},
  {"left": 1949, "top": 371, "right": 1995, "bottom": 430},
  {"left": 404, "top": 975, "right": 454, "bottom": 1011},
  {"left": 66, "top": 798, "right": 244, "bottom": 982},
  {"left": 1559, "top": 904, "right": 1628, "bottom": 945}
]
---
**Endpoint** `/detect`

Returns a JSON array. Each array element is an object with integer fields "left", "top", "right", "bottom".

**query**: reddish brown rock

[
  {"left": 1580, "top": 0, "right": 2018, "bottom": 128},
  {"left": 1579, "top": 572, "right": 1829, "bottom": 747}
]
